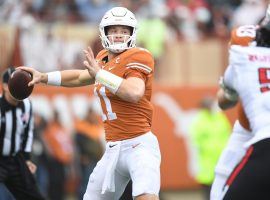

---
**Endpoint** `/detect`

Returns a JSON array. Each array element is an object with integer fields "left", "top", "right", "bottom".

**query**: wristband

[
  {"left": 95, "top": 70, "right": 123, "bottom": 94},
  {"left": 46, "top": 71, "right": 61, "bottom": 86}
]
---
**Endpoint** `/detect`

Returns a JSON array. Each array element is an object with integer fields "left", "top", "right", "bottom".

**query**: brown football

[{"left": 8, "top": 69, "right": 34, "bottom": 100}]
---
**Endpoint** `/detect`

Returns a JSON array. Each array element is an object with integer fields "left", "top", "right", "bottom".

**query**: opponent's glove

[{"left": 219, "top": 77, "right": 239, "bottom": 102}]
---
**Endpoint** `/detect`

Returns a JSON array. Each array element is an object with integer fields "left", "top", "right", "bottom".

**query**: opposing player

[
  {"left": 217, "top": 20, "right": 270, "bottom": 199},
  {"left": 19, "top": 7, "right": 161, "bottom": 200},
  {"left": 210, "top": 24, "right": 256, "bottom": 200},
  {"left": 210, "top": 7, "right": 270, "bottom": 198}
]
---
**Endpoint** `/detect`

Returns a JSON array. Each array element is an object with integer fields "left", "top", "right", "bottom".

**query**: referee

[{"left": 0, "top": 67, "right": 45, "bottom": 200}]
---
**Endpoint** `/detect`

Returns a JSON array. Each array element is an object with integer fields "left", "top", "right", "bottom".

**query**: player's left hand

[
  {"left": 26, "top": 160, "right": 37, "bottom": 174},
  {"left": 83, "top": 46, "right": 101, "bottom": 78}
]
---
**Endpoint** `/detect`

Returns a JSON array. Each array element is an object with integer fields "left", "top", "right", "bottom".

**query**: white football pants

[
  {"left": 83, "top": 132, "right": 161, "bottom": 200},
  {"left": 210, "top": 120, "right": 253, "bottom": 200}
]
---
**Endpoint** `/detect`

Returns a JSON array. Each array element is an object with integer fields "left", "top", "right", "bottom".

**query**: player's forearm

[
  {"left": 59, "top": 70, "right": 82, "bottom": 87},
  {"left": 46, "top": 69, "right": 94, "bottom": 87}
]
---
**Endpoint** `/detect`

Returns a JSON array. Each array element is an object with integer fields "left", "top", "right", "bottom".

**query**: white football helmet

[{"left": 99, "top": 7, "right": 137, "bottom": 53}]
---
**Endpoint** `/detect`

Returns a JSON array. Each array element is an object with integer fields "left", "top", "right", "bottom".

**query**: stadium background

[{"left": 0, "top": 0, "right": 266, "bottom": 199}]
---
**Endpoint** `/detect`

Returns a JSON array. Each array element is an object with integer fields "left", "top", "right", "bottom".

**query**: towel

[{"left": 101, "top": 141, "right": 121, "bottom": 194}]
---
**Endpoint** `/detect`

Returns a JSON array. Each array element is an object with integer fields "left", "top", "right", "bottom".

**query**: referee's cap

[{"left": 2, "top": 67, "right": 15, "bottom": 83}]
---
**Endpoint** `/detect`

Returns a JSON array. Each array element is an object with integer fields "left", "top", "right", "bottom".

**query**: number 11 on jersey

[{"left": 94, "top": 86, "right": 117, "bottom": 121}]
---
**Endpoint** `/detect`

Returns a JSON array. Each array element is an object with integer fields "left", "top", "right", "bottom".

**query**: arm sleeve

[
  {"left": 223, "top": 65, "right": 236, "bottom": 90},
  {"left": 223, "top": 46, "right": 244, "bottom": 91}
]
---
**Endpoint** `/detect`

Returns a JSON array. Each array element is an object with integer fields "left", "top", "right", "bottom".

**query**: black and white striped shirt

[{"left": 0, "top": 95, "right": 33, "bottom": 159}]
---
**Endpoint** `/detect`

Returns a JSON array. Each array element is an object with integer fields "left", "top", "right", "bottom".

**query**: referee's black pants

[
  {"left": 223, "top": 138, "right": 270, "bottom": 200},
  {"left": 0, "top": 153, "right": 45, "bottom": 200}
]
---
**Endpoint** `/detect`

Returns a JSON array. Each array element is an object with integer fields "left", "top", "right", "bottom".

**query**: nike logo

[
  {"left": 109, "top": 144, "right": 117, "bottom": 148},
  {"left": 132, "top": 143, "right": 141, "bottom": 148},
  {"left": 108, "top": 66, "right": 115, "bottom": 71}
]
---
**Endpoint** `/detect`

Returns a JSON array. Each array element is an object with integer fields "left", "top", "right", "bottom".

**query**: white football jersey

[{"left": 224, "top": 45, "right": 270, "bottom": 145}]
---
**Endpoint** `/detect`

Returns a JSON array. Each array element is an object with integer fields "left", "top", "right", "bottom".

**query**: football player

[
  {"left": 210, "top": 24, "right": 256, "bottom": 200},
  {"left": 19, "top": 7, "right": 161, "bottom": 200},
  {"left": 211, "top": 7, "right": 269, "bottom": 200},
  {"left": 219, "top": 19, "right": 270, "bottom": 199},
  {"left": 210, "top": 5, "right": 270, "bottom": 199}
]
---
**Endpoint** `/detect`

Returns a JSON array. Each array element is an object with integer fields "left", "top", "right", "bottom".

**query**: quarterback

[{"left": 20, "top": 7, "right": 161, "bottom": 200}]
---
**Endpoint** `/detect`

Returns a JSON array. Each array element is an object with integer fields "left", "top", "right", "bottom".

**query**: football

[{"left": 8, "top": 69, "right": 34, "bottom": 100}]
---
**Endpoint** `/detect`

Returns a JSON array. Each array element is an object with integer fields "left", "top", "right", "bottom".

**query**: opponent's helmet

[
  {"left": 256, "top": 20, "right": 270, "bottom": 48},
  {"left": 99, "top": 7, "right": 137, "bottom": 53}
]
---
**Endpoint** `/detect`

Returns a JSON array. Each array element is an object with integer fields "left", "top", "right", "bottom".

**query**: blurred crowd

[
  {"left": 0, "top": 0, "right": 268, "bottom": 74},
  {"left": 31, "top": 106, "right": 104, "bottom": 200},
  {"left": 0, "top": 0, "right": 268, "bottom": 39}
]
